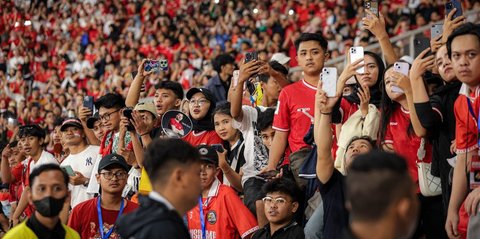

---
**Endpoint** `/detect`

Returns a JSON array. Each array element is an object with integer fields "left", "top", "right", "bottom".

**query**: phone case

[
  {"left": 445, "top": 0, "right": 463, "bottom": 20},
  {"left": 414, "top": 37, "right": 431, "bottom": 58},
  {"left": 391, "top": 62, "right": 409, "bottom": 94},
  {"left": 364, "top": 0, "right": 379, "bottom": 18},
  {"left": 83, "top": 96, "right": 94, "bottom": 110},
  {"left": 232, "top": 70, "right": 240, "bottom": 87},
  {"left": 244, "top": 51, "right": 258, "bottom": 63},
  {"left": 431, "top": 24, "right": 443, "bottom": 40},
  {"left": 321, "top": 67, "right": 338, "bottom": 97},
  {"left": 349, "top": 47, "right": 365, "bottom": 74},
  {"left": 62, "top": 166, "right": 75, "bottom": 176}
]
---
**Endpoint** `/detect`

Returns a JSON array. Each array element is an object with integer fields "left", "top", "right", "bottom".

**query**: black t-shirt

[
  {"left": 251, "top": 221, "right": 305, "bottom": 239},
  {"left": 319, "top": 169, "right": 349, "bottom": 239}
]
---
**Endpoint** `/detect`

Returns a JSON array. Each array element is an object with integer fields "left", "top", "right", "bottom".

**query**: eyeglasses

[
  {"left": 262, "top": 196, "right": 288, "bottom": 205},
  {"left": 189, "top": 99, "right": 209, "bottom": 106},
  {"left": 99, "top": 171, "right": 128, "bottom": 180},
  {"left": 99, "top": 109, "right": 120, "bottom": 121}
]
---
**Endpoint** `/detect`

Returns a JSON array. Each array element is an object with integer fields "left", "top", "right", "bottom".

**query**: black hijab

[{"left": 186, "top": 88, "right": 217, "bottom": 132}]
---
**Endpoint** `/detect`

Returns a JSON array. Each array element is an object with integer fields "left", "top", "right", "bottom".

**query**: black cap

[
  {"left": 97, "top": 153, "right": 130, "bottom": 173},
  {"left": 86, "top": 112, "right": 100, "bottom": 129},
  {"left": 197, "top": 145, "right": 218, "bottom": 165},
  {"left": 186, "top": 88, "right": 216, "bottom": 104},
  {"left": 60, "top": 118, "right": 83, "bottom": 131}
]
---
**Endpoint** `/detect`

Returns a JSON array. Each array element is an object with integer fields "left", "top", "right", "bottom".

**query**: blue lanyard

[
  {"left": 97, "top": 197, "right": 125, "bottom": 239},
  {"left": 198, "top": 196, "right": 206, "bottom": 239}
]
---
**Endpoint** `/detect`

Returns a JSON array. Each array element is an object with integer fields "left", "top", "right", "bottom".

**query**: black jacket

[{"left": 117, "top": 195, "right": 190, "bottom": 239}]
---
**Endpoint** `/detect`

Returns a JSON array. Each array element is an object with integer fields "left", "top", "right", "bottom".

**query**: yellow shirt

[
  {"left": 138, "top": 167, "right": 152, "bottom": 195},
  {"left": 4, "top": 221, "right": 80, "bottom": 239}
]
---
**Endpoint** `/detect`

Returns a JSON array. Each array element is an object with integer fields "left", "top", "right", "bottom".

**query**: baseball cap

[
  {"left": 197, "top": 145, "right": 218, "bottom": 165},
  {"left": 97, "top": 153, "right": 130, "bottom": 173},
  {"left": 134, "top": 101, "right": 158, "bottom": 119},
  {"left": 271, "top": 53, "right": 291, "bottom": 65},
  {"left": 86, "top": 112, "right": 100, "bottom": 129},
  {"left": 60, "top": 118, "right": 83, "bottom": 131},
  {"left": 186, "top": 88, "right": 216, "bottom": 103}
]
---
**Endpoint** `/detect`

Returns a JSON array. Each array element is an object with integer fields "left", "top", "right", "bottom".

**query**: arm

[
  {"left": 230, "top": 60, "right": 263, "bottom": 121},
  {"left": 1, "top": 146, "right": 13, "bottom": 183},
  {"left": 78, "top": 106, "right": 100, "bottom": 145},
  {"left": 218, "top": 151, "right": 243, "bottom": 192},
  {"left": 264, "top": 131, "right": 288, "bottom": 172},
  {"left": 125, "top": 59, "right": 151, "bottom": 107},
  {"left": 363, "top": 10, "right": 398, "bottom": 65},
  {"left": 12, "top": 186, "right": 29, "bottom": 224},
  {"left": 446, "top": 152, "right": 470, "bottom": 238}
]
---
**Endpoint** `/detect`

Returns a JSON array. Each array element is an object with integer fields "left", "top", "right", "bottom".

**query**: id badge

[{"left": 470, "top": 154, "right": 480, "bottom": 189}]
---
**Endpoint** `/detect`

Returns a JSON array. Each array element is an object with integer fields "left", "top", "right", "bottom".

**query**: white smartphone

[
  {"left": 232, "top": 70, "right": 240, "bottom": 87},
  {"left": 321, "top": 67, "right": 338, "bottom": 97},
  {"left": 349, "top": 47, "right": 365, "bottom": 74},
  {"left": 392, "top": 62, "right": 410, "bottom": 93},
  {"left": 61, "top": 165, "right": 76, "bottom": 177}
]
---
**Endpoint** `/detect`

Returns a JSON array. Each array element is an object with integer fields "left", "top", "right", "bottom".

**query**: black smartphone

[
  {"left": 211, "top": 144, "right": 225, "bottom": 153},
  {"left": 83, "top": 96, "right": 94, "bottom": 111},
  {"left": 244, "top": 51, "right": 258, "bottom": 64},
  {"left": 257, "top": 170, "right": 280, "bottom": 180},
  {"left": 123, "top": 108, "right": 134, "bottom": 131},
  {"left": 364, "top": 0, "right": 379, "bottom": 18},
  {"left": 445, "top": 0, "right": 463, "bottom": 20},
  {"left": 414, "top": 37, "right": 432, "bottom": 59}
]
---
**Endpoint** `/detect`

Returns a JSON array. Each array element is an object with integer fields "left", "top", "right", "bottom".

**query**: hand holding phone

[
  {"left": 391, "top": 62, "right": 410, "bottom": 93},
  {"left": 122, "top": 108, "right": 135, "bottom": 131},
  {"left": 257, "top": 170, "right": 279, "bottom": 180},
  {"left": 211, "top": 144, "right": 225, "bottom": 153},
  {"left": 61, "top": 165, "right": 76, "bottom": 177},
  {"left": 83, "top": 96, "right": 94, "bottom": 112},
  {"left": 244, "top": 51, "right": 258, "bottom": 64}
]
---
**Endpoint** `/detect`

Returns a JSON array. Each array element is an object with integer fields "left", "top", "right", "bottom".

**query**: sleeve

[
  {"left": 232, "top": 106, "right": 256, "bottom": 133},
  {"left": 454, "top": 97, "right": 478, "bottom": 154},
  {"left": 414, "top": 96, "right": 443, "bottom": 131},
  {"left": 383, "top": 118, "right": 394, "bottom": 146},
  {"left": 272, "top": 89, "right": 290, "bottom": 132},
  {"left": 67, "top": 206, "right": 83, "bottom": 235},
  {"left": 10, "top": 163, "right": 23, "bottom": 183},
  {"left": 223, "top": 188, "right": 259, "bottom": 238},
  {"left": 207, "top": 131, "right": 223, "bottom": 145}
]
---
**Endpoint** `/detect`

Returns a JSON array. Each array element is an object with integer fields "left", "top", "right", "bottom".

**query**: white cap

[
  {"left": 271, "top": 52, "right": 291, "bottom": 65},
  {"left": 399, "top": 55, "right": 414, "bottom": 65}
]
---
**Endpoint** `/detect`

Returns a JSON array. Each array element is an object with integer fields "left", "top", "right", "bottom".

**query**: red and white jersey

[
  {"left": 183, "top": 130, "right": 222, "bottom": 146},
  {"left": 383, "top": 106, "right": 432, "bottom": 191},
  {"left": 187, "top": 179, "right": 258, "bottom": 239},
  {"left": 273, "top": 79, "right": 316, "bottom": 153},
  {"left": 454, "top": 85, "right": 480, "bottom": 154}
]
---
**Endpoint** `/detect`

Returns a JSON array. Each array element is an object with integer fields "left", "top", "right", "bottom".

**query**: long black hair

[{"left": 344, "top": 51, "right": 385, "bottom": 108}]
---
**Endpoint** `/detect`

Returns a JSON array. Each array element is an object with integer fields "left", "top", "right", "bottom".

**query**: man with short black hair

[
  {"left": 4, "top": 164, "right": 80, "bottom": 239},
  {"left": 117, "top": 138, "right": 203, "bottom": 239},
  {"left": 252, "top": 178, "right": 304, "bottom": 239},
  {"left": 343, "top": 151, "right": 419, "bottom": 239},
  {"left": 207, "top": 53, "right": 236, "bottom": 105}
]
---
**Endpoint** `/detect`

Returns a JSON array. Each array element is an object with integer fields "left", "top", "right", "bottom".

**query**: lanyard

[
  {"left": 97, "top": 197, "right": 125, "bottom": 239},
  {"left": 466, "top": 99, "right": 480, "bottom": 145},
  {"left": 198, "top": 196, "right": 206, "bottom": 239}
]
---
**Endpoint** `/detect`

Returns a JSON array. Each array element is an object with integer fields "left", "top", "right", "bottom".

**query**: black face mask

[{"left": 33, "top": 196, "right": 66, "bottom": 218}]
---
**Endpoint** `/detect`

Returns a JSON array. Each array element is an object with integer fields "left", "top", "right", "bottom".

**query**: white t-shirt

[
  {"left": 61, "top": 145, "right": 99, "bottom": 207},
  {"left": 232, "top": 106, "right": 269, "bottom": 186},
  {"left": 27, "top": 150, "right": 58, "bottom": 173}
]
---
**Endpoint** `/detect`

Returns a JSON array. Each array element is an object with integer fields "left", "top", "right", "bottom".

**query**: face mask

[{"left": 33, "top": 196, "right": 66, "bottom": 218}]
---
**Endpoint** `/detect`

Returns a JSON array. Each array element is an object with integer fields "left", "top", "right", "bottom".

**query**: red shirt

[
  {"left": 454, "top": 88, "right": 480, "bottom": 153},
  {"left": 273, "top": 79, "right": 316, "bottom": 153},
  {"left": 68, "top": 197, "right": 138, "bottom": 239},
  {"left": 183, "top": 130, "right": 222, "bottom": 146},
  {"left": 187, "top": 180, "right": 258, "bottom": 239},
  {"left": 383, "top": 106, "right": 432, "bottom": 191}
]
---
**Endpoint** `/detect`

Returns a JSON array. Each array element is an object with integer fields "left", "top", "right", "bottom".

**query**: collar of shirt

[
  {"left": 263, "top": 221, "right": 298, "bottom": 237},
  {"left": 26, "top": 213, "right": 65, "bottom": 239},
  {"left": 149, "top": 191, "right": 176, "bottom": 211},
  {"left": 205, "top": 178, "right": 221, "bottom": 199},
  {"left": 459, "top": 83, "right": 480, "bottom": 99}
]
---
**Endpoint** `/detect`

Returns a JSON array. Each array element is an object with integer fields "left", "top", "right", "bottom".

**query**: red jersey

[
  {"left": 187, "top": 180, "right": 258, "bottom": 239},
  {"left": 183, "top": 130, "right": 222, "bottom": 146},
  {"left": 273, "top": 79, "right": 316, "bottom": 153},
  {"left": 383, "top": 106, "right": 432, "bottom": 192},
  {"left": 454, "top": 87, "right": 480, "bottom": 153},
  {"left": 68, "top": 197, "right": 138, "bottom": 239}
]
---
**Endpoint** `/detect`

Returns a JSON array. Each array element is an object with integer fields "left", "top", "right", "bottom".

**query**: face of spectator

[
  {"left": 154, "top": 89, "right": 181, "bottom": 116},
  {"left": 260, "top": 126, "right": 275, "bottom": 150},
  {"left": 52, "top": 126, "right": 62, "bottom": 144},
  {"left": 99, "top": 107, "right": 121, "bottom": 132},
  {"left": 344, "top": 139, "right": 372, "bottom": 171},
  {"left": 92, "top": 120, "right": 105, "bottom": 141},
  {"left": 221, "top": 63, "right": 235, "bottom": 76},
  {"left": 199, "top": 162, "right": 219, "bottom": 191},
  {"left": 20, "top": 136, "right": 42, "bottom": 157},
  {"left": 96, "top": 167, "right": 128, "bottom": 195},
  {"left": 384, "top": 68, "right": 405, "bottom": 102},
  {"left": 263, "top": 192, "right": 298, "bottom": 226},
  {"left": 62, "top": 126, "right": 84, "bottom": 146},
  {"left": 214, "top": 113, "right": 238, "bottom": 142},
  {"left": 262, "top": 77, "right": 281, "bottom": 102},
  {"left": 296, "top": 40, "right": 326, "bottom": 76},
  {"left": 31, "top": 106, "right": 39, "bottom": 118},
  {"left": 139, "top": 111, "right": 155, "bottom": 127},
  {"left": 436, "top": 45, "right": 455, "bottom": 82},
  {"left": 45, "top": 112, "right": 55, "bottom": 125},
  {"left": 359, "top": 55, "right": 379, "bottom": 87},
  {"left": 189, "top": 93, "right": 211, "bottom": 120},
  {"left": 28, "top": 170, "right": 69, "bottom": 215},
  {"left": 450, "top": 34, "right": 480, "bottom": 87}
]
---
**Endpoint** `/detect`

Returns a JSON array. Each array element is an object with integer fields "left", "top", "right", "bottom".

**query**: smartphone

[
  {"left": 431, "top": 24, "right": 443, "bottom": 40},
  {"left": 392, "top": 62, "right": 410, "bottom": 93},
  {"left": 83, "top": 96, "right": 94, "bottom": 111},
  {"left": 144, "top": 60, "right": 160, "bottom": 73},
  {"left": 414, "top": 37, "right": 431, "bottom": 59},
  {"left": 159, "top": 59, "right": 169, "bottom": 71},
  {"left": 257, "top": 170, "right": 279, "bottom": 180},
  {"left": 244, "top": 51, "right": 258, "bottom": 64},
  {"left": 122, "top": 108, "right": 134, "bottom": 131},
  {"left": 7, "top": 117, "right": 17, "bottom": 127},
  {"left": 61, "top": 165, "right": 76, "bottom": 177},
  {"left": 321, "top": 67, "right": 338, "bottom": 97},
  {"left": 211, "top": 144, "right": 225, "bottom": 153},
  {"left": 364, "top": 0, "right": 379, "bottom": 18},
  {"left": 349, "top": 47, "right": 365, "bottom": 74},
  {"left": 445, "top": 0, "right": 463, "bottom": 20},
  {"left": 232, "top": 70, "right": 240, "bottom": 88}
]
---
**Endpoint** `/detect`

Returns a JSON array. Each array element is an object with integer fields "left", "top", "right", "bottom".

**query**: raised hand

[
  {"left": 442, "top": 9, "right": 466, "bottom": 44},
  {"left": 357, "top": 83, "right": 370, "bottom": 117},
  {"left": 410, "top": 48, "right": 435, "bottom": 82},
  {"left": 363, "top": 10, "right": 388, "bottom": 40}
]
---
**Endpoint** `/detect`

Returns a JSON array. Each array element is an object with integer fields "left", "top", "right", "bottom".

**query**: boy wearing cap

[
  {"left": 59, "top": 118, "right": 100, "bottom": 207},
  {"left": 10, "top": 125, "right": 57, "bottom": 224},
  {"left": 68, "top": 153, "right": 138, "bottom": 239},
  {"left": 186, "top": 145, "right": 258, "bottom": 239}
]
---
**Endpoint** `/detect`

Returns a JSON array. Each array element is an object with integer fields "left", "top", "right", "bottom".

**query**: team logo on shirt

[{"left": 207, "top": 210, "right": 217, "bottom": 224}]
